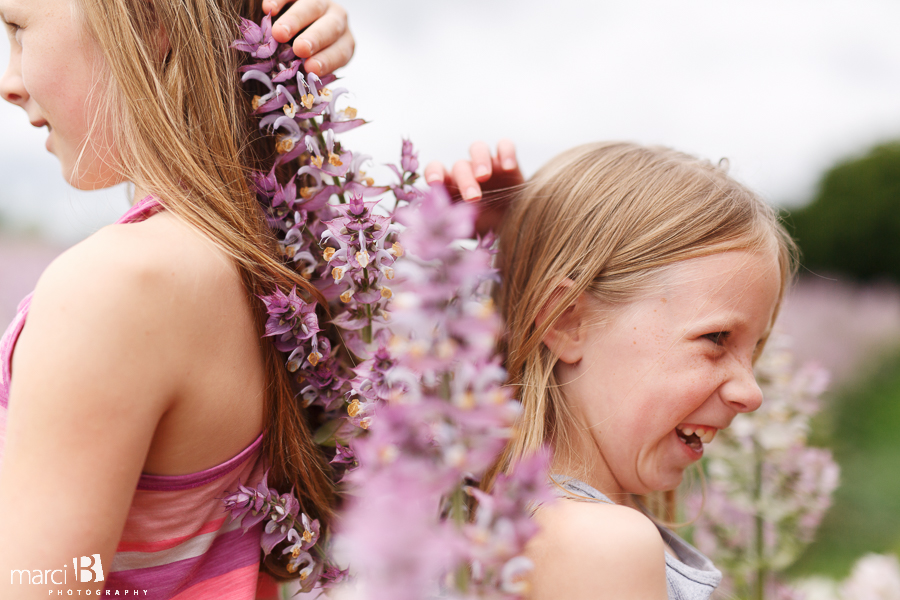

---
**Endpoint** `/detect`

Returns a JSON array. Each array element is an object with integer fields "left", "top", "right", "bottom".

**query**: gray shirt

[{"left": 550, "top": 475, "right": 722, "bottom": 600}]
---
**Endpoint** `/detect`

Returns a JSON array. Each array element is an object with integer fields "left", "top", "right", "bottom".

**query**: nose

[
  {"left": 719, "top": 358, "right": 763, "bottom": 413},
  {"left": 1, "top": 50, "right": 27, "bottom": 107}
]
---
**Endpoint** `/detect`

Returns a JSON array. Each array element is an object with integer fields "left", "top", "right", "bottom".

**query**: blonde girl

[
  {"left": 0, "top": 1, "right": 352, "bottom": 598},
  {"left": 426, "top": 141, "right": 797, "bottom": 599}
]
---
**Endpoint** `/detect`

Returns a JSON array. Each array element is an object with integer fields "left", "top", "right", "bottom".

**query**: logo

[
  {"left": 9, "top": 555, "right": 103, "bottom": 586},
  {"left": 10, "top": 554, "right": 150, "bottom": 595},
  {"left": 76, "top": 555, "right": 105, "bottom": 583}
]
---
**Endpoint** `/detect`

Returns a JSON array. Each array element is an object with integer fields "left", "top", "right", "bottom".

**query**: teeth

[
  {"left": 677, "top": 425, "right": 718, "bottom": 445},
  {"left": 700, "top": 429, "right": 717, "bottom": 444}
]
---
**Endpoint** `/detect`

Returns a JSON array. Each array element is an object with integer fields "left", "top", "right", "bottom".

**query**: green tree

[{"left": 788, "top": 142, "right": 900, "bottom": 281}]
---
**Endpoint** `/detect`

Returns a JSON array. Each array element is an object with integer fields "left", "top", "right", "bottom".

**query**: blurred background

[{"left": 2, "top": 0, "right": 900, "bottom": 589}]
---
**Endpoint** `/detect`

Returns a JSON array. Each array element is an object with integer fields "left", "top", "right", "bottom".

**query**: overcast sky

[{"left": 1, "top": 0, "right": 899, "bottom": 244}]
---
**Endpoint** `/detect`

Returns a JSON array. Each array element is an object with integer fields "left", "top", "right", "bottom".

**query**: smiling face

[
  {"left": 0, "top": 0, "right": 121, "bottom": 189},
  {"left": 552, "top": 250, "right": 782, "bottom": 498}
]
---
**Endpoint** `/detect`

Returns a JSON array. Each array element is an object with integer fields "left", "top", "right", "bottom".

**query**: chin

[
  {"left": 63, "top": 165, "right": 124, "bottom": 190},
  {"left": 651, "top": 471, "right": 686, "bottom": 493}
]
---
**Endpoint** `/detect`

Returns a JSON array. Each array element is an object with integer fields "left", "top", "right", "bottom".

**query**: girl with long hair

[
  {"left": 0, "top": 1, "right": 352, "bottom": 598},
  {"left": 426, "top": 140, "right": 797, "bottom": 599}
]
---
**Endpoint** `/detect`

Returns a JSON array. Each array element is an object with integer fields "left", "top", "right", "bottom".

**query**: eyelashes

[{"left": 702, "top": 331, "right": 731, "bottom": 346}]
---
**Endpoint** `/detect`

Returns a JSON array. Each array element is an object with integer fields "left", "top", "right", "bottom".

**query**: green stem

[
  {"left": 360, "top": 264, "right": 373, "bottom": 344},
  {"left": 333, "top": 176, "right": 346, "bottom": 204},
  {"left": 362, "top": 303, "right": 372, "bottom": 344},
  {"left": 451, "top": 485, "right": 469, "bottom": 593},
  {"left": 754, "top": 441, "right": 765, "bottom": 600}
]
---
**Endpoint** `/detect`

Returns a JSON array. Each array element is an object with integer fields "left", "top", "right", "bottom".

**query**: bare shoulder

[
  {"left": 27, "top": 210, "right": 247, "bottom": 392},
  {"left": 526, "top": 499, "right": 668, "bottom": 600},
  {"left": 40, "top": 210, "right": 241, "bottom": 323},
  {"left": 65, "top": 209, "right": 236, "bottom": 291},
  {"left": 17, "top": 207, "right": 265, "bottom": 476}
]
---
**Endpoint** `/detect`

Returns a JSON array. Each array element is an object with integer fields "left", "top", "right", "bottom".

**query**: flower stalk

[{"left": 225, "top": 13, "right": 551, "bottom": 598}]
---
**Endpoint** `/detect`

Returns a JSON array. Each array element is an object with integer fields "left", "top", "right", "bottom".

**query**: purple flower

[
  {"left": 331, "top": 442, "right": 356, "bottom": 465},
  {"left": 232, "top": 16, "right": 546, "bottom": 597},
  {"left": 261, "top": 490, "right": 301, "bottom": 555},
  {"left": 401, "top": 139, "right": 419, "bottom": 174},
  {"left": 232, "top": 15, "right": 278, "bottom": 59}
]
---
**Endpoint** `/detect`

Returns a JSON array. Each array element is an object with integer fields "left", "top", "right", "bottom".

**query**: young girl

[
  {"left": 0, "top": 1, "right": 352, "bottom": 598},
  {"left": 426, "top": 141, "right": 797, "bottom": 599}
]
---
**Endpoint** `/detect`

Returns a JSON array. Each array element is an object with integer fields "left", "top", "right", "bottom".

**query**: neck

[
  {"left": 132, "top": 185, "right": 150, "bottom": 204},
  {"left": 550, "top": 432, "right": 641, "bottom": 510}
]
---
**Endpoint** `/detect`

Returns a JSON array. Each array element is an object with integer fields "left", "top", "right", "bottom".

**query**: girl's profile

[
  {"left": 431, "top": 141, "right": 797, "bottom": 599},
  {"left": 0, "top": 0, "right": 352, "bottom": 598}
]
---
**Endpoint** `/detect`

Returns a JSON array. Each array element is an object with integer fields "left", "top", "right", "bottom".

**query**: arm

[
  {"left": 526, "top": 500, "right": 669, "bottom": 600},
  {"left": 0, "top": 229, "right": 183, "bottom": 598},
  {"left": 263, "top": 0, "right": 354, "bottom": 76},
  {"left": 424, "top": 140, "right": 525, "bottom": 236}
]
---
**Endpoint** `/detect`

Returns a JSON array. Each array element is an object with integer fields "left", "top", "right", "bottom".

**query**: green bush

[{"left": 787, "top": 142, "right": 900, "bottom": 282}]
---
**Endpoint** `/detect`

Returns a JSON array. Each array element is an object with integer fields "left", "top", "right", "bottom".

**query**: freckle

[{"left": 661, "top": 298, "right": 667, "bottom": 303}]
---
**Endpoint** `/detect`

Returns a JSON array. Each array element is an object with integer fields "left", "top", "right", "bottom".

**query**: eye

[
  {"left": 3, "top": 21, "right": 21, "bottom": 41},
  {"left": 702, "top": 331, "right": 731, "bottom": 346}
]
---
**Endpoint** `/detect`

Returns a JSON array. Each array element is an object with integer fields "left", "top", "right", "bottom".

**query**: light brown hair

[
  {"left": 484, "top": 141, "right": 798, "bottom": 491},
  {"left": 74, "top": 0, "right": 334, "bottom": 571}
]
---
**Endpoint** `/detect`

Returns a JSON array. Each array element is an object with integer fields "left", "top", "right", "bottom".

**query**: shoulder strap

[{"left": 117, "top": 195, "right": 163, "bottom": 225}]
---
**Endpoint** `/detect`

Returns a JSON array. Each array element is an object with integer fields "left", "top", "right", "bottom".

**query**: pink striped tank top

[{"left": 0, "top": 196, "right": 278, "bottom": 599}]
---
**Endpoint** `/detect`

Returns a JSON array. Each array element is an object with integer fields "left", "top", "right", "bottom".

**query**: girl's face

[
  {"left": 0, "top": 0, "right": 121, "bottom": 189},
  {"left": 556, "top": 250, "right": 782, "bottom": 497}
]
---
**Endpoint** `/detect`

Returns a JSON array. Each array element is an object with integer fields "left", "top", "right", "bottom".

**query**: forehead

[
  {"left": 0, "top": 0, "right": 73, "bottom": 17},
  {"left": 641, "top": 250, "right": 782, "bottom": 329}
]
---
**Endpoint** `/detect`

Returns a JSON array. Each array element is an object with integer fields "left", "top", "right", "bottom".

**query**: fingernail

[
  {"left": 463, "top": 187, "right": 480, "bottom": 201},
  {"left": 276, "top": 23, "right": 290, "bottom": 37},
  {"left": 502, "top": 159, "right": 516, "bottom": 170},
  {"left": 300, "top": 39, "right": 314, "bottom": 55},
  {"left": 306, "top": 58, "right": 320, "bottom": 74},
  {"left": 425, "top": 174, "right": 441, "bottom": 184},
  {"left": 474, "top": 165, "right": 490, "bottom": 178}
]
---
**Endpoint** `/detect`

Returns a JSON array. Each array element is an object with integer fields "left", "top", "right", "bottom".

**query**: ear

[{"left": 535, "top": 279, "right": 591, "bottom": 365}]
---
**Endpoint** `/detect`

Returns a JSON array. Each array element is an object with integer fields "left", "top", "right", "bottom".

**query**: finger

[
  {"left": 293, "top": 3, "right": 347, "bottom": 58},
  {"left": 305, "top": 28, "right": 355, "bottom": 75},
  {"left": 270, "top": 0, "right": 329, "bottom": 45},
  {"left": 424, "top": 161, "right": 448, "bottom": 186},
  {"left": 496, "top": 138, "right": 518, "bottom": 172},
  {"left": 452, "top": 160, "right": 481, "bottom": 202},
  {"left": 262, "top": 0, "right": 292, "bottom": 17},
  {"left": 468, "top": 141, "right": 493, "bottom": 182}
]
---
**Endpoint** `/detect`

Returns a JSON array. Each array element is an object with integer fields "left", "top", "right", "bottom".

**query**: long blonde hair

[
  {"left": 75, "top": 0, "right": 335, "bottom": 550},
  {"left": 484, "top": 142, "right": 798, "bottom": 490}
]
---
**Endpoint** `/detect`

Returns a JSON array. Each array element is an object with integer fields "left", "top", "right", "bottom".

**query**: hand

[
  {"left": 262, "top": 0, "right": 355, "bottom": 76},
  {"left": 424, "top": 139, "right": 524, "bottom": 236}
]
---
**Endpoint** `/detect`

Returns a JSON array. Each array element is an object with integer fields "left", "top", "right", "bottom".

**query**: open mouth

[{"left": 675, "top": 424, "right": 717, "bottom": 453}]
